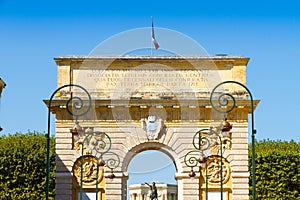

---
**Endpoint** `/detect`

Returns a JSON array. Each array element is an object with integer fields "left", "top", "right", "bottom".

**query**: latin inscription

[{"left": 73, "top": 69, "right": 231, "bottom": 91}]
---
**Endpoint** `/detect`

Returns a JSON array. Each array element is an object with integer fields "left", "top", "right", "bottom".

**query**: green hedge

[
  {"left": 249, "top": 140, "right": 300, "bottom": 199},
  {"left": 0, "top": 132, "right": 55, "bottom": 200}
]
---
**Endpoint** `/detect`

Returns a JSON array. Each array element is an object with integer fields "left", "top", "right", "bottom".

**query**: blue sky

[{"left": 1, "top": 0, "right": 300, "bottom": 191}]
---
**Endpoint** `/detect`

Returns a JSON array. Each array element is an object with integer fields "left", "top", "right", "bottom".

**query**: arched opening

[
  {"left": 128, "top": 150, "right": 176, "bottom": 184},
  {"left": 126, "top": 149, "right": 178, "bottom": 200},
  {"left": 127, "top": 150, "right": 177, "bottom": 200}
]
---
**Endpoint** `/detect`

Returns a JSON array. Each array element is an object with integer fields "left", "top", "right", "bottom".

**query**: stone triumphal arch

[{"left": 46, "top": 56, "right": 258, "bottom": 200}]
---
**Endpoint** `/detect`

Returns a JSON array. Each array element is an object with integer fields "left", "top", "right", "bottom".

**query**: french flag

[{"left": 152, "top": 18, "right": 160, "bottom": 50}]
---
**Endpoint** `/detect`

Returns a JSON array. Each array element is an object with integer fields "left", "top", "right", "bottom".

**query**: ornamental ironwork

[{"left": 46, "top": 84, "right": 120, "bottom": 200}]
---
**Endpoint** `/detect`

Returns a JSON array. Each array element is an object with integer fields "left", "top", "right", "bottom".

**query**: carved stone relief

[
  {"left": 141, "top": 115, "right": 164, "bottom": 140},
  {"left": 73, "top": 155, "right": 104, "bottom": 186},
  {"left": 206, "top": 156, "right": 231, "bottom": 184}
]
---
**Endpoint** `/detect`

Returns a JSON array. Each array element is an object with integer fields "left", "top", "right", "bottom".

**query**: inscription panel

[{"left": 73, "top": 69, "right": 232, "bottom": 93}]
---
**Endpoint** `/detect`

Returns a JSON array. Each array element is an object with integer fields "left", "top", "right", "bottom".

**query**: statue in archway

[{"left": 145, "top": 182, "right": 158, "bottom": 200}]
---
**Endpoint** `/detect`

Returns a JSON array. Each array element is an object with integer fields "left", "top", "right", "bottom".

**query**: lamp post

[
  {"left": 184, "top": 128, "right": 225, "bottom": 200},
  {"left": 210, "top": 80, "right": 257, "bottom": 200},
  {"left": 46, "top": 84, "right": 120, "bottom": 200},
  {"left": 78, "top": 130, "right": 120, "bottom": 200},
  {"left": 46, "top": 84, "right": 92, "bottom": 200}
]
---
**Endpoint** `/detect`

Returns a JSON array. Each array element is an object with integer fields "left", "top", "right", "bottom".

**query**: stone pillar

[
  {"left": 231, "top": 124, "right": 249, "bottom": 200},
  {"left": 176, "top": 173, "right": 200, "bottom": 200},
  {"left": 105, "top": 172, "right": 127, "bottom": 200},
  {"left": 55, "top": 173, "right": 72, "bottom": 200},
  {"left": 57, "top": 61, "right": 71, "bottom": 87},
  {"left": 55, "top": 126, "right": 74, "bottom": 200}
]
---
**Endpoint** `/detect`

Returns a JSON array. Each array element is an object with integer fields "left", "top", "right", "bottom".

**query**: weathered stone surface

[{"left": 49, "top": 56, "right": 258, "bottom": 200}]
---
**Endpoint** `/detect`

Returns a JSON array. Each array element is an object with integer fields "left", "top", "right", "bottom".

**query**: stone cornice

[
  {"left": 54, "top": 56, "right": 250, "bottom": 69},
  {"left": 44, "top": 99, "right": 259, "bottom": 110},
  {"left": 44, "top": 99, "right": 259, "bottom": 122}
]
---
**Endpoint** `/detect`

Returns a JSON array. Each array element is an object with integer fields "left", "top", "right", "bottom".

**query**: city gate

[{"left": 46, "top": 56, "right": 258, "bottom": 200}]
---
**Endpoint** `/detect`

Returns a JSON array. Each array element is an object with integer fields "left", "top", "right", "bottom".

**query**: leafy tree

[
  {"left": 0, "top": 131, "right": 55, "bottom": 200},
  {"left": 249, "top": 140, "right": 300, "bottom": 199}
]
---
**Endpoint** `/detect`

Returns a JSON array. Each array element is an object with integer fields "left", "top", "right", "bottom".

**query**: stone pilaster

[
  {"left": 230, "top": 124, "right": 249, "bottom": 200},
  {"left": 55, "top": 172, "right": 72, "bottom": 200},
  {"left": 105, "top": 172, "right": 127, "bottom": 200}
]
